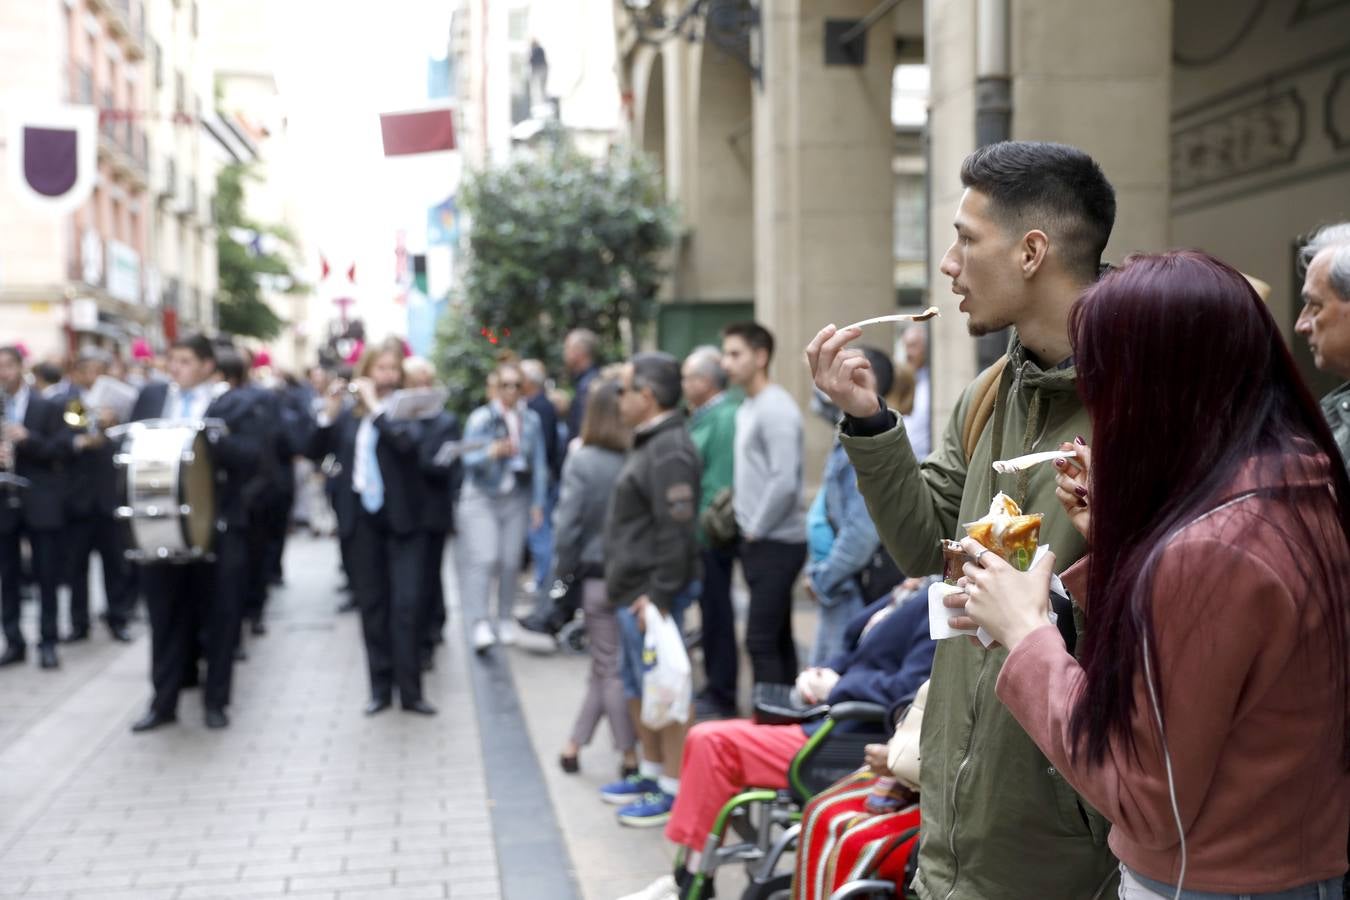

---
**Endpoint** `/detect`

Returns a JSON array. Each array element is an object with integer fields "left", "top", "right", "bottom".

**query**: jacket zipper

[{"left": 942, "top": 649, "right": 993, "bottom": 900}]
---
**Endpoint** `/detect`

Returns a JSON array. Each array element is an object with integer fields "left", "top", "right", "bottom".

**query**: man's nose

[{"left": 1294, "top": 309, "right": 1312, "bottom": 335}]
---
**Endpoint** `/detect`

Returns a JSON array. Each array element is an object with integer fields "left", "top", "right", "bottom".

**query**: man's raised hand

[{"left": 804, "top": 324, "right": 881, "bottom": 418}]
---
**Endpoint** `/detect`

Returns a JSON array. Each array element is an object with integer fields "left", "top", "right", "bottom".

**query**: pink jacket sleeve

[{"left": 995, "top": 538, "right": 1297, "bottom": 852}]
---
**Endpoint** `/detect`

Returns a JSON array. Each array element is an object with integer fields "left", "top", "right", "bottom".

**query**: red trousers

[
  {"left": 793, "top": 771, "right": 920, "bottom": 900},
  {"left": 664, "top": 719, "right": 809, "bottom": 850}
]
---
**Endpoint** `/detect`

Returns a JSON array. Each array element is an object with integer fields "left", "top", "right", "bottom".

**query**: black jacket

[
  {"left": 603, "top": 413, "right": 701, "bottom": 612},
  {"left": 0, "top": 390, "right": 70, "bottom": 533},
  {"left": 310, "top": 408, "right": 424, "bottom": 536},
  {"left": 308, "top": 407, "right": 359, "bottom": 539},
  {"left": 57, "top": 386, "right": 120, "bottom": 517},
  {"left": 417, "top": 410, "right": 462, "bottom": 533},
  {"left": 203, "top": 386, "right": 271, "bottom": 529},
  {"left": 567, "top": 365, "right": 599, "bottom": 442},
  {"left": 527, "top": 392, "right": 561, "bottom": 481}
]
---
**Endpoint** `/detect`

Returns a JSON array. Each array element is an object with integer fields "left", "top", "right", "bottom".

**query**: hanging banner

[{"left": 5, "top": 101, "right": 98, "bottom": 215}]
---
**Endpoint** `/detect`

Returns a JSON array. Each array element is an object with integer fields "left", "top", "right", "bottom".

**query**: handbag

[
  {"left": 886, "top": 680, "right": 928, "bottom": 791},
  {"left": 700, "top": 486, "right": 739, "bottom": 549}
]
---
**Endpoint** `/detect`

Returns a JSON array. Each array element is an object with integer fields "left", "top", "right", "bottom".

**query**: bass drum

[{"left": 116, "top": 422, "right": 217, "bottom": 562}]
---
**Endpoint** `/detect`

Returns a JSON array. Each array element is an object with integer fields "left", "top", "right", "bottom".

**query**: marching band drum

[{"left": 114, "top": 420, "right": 219, "bottom": 562}]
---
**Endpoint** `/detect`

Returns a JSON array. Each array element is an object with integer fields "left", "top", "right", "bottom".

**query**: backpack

[{"left": 961, "top": 355, "right": 1008, "bottom": 464}]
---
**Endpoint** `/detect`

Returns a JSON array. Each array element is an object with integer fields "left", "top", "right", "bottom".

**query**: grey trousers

[
  {"left": 569, "top": 579, "right": 636, "bottom": 752},
  {"left": 455, "top": 484, "right": 531, "bottom": 626}
]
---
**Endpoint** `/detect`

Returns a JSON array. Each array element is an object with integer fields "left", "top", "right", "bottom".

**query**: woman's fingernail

[
  {"left": 1053, "top": 458, "right": 1066, "bottom": 468},
  {"left": 1074, "top": 486, "right": 1088, "bottom": 498},
  {"left": 1074, "top": 435, "right": 1086, "bottom": 446},
  {"left": 1077, "top": 497, "right": 1088, "bottom": 508}
]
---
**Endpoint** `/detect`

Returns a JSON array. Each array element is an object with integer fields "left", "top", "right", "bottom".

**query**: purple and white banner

[{"left": 5, "top": 103, "right": 97, "bottom": 215}]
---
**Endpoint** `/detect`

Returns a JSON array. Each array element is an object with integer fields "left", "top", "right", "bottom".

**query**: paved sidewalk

[{"left": 0, "top": 535, "right": 501, "bottom": 900}]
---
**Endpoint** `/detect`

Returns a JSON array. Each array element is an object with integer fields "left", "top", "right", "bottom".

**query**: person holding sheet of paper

[{"left": 805, "top": 141, "right": 1118, "bottom": 899}]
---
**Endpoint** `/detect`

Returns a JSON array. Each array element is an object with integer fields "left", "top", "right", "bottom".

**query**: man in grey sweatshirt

[{"left": 721, "top": 322, "right": 806, "bottom": 686}]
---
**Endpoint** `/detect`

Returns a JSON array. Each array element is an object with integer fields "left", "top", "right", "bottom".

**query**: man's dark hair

[
  {"left": 0, "top": 346, "right": 23, "bottom": 366},
  {"left": 170, "top": 333, "right": 216, "bottom": 363},
  {"left": 722, "top": 321, "right": 775, "bottom": 365},
  {"left": 960, "top": 141, "right": 1116, "bottom": 282},
  {"left": 215, "top": 347, "right": 247, "bottom": 386},
  {"left": 859, "top": 346, "right": 895, "bottom": 397},
  {"left": 32, "top": 362, "right": 63, "bottom": 385},
  {"left": 631, "top": 351, "right": 682, "bottom": 411}
]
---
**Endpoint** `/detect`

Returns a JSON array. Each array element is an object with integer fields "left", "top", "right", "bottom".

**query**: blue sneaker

[
  {"left": 616, "top": 791, "right": 675, "bottom": 827},
  {"left": 600, "top": 773, "right": 660, "bottom": 805}
]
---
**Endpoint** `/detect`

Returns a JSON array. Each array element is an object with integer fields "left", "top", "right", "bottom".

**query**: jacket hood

[{"left": 1007, "top": 331, "right": 1078, "bottom": 396}]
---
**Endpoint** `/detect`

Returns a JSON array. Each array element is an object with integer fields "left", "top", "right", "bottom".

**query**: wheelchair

[{"left": 680, "top": 695, "right": 897, "bottom": 900}]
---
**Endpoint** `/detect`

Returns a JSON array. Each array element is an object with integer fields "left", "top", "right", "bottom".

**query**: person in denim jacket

[
  {"left": 804, "top": 347, "right": 894, "bottom": 666},
  {"left": 456, "top": 361, "right": 549, "bottom": 652}
]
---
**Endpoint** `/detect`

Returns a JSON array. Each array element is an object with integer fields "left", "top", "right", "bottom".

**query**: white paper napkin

[{"left": 927, "top": 545, "right": 1061, "bottom": 647}]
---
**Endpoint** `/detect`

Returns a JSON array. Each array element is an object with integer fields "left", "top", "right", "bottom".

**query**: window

[
  {"left": 508, "top": 8, "right": 528, "bottom": 41},
  {"left": 191, "top": 1, "right": 198, "bottom": 37},
  {"left": 152, "top": 40, "right": 162, "bottom": 87},
  {"left": 174, "top": 70, "right": 185, "bottom": 113}
]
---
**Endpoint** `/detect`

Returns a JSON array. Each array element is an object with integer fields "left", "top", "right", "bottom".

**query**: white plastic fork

[
  {"left": 842, "top": 306, "right": 940, "bottom": 330},
  {"left": 991, "top": 449, "right": 1077, "bottom": 474}
]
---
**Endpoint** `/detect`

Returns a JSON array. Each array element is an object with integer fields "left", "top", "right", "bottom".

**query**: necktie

[
  {"left": 358, "top": 421, "right": 384, "bottom": 514},
  {"left": 179, "top": 389, "right": 194, "bottom": 419}
]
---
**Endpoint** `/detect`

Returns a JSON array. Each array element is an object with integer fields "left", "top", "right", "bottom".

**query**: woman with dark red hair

[{"left": 958, "top": 251, "right": 1349, "bottom": 899}]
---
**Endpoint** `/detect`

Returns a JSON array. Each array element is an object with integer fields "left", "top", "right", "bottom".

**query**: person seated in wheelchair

[
  {"left": 620, "top": 580, "right": 936, "bottom": 900},
  {"left": 793, "top": 679, "right": 927, "bottom": 900}
]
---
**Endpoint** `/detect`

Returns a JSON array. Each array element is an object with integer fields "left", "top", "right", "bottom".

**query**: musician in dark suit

[
  {"left": 0, "top": 346, "right": 71, "bottom": 669},
  {"left": 127, "top": 334, "right": 261, "bottom": 732},
  {"left": 312, "top": 342, "right": 433, "bottom": 715},
  {"left": 58, "top": 348, "right": 133, "bottom": 643},
  {"left": 404, "top": 357, "right": 461, "bottom": 669},
  {"left": 314, "top": 378, "right": 359, "bottom": 612}
]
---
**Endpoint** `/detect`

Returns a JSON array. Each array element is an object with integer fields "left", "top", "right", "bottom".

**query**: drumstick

[{"left": 842, "top": 306, "right": 940, "bottom": 330}]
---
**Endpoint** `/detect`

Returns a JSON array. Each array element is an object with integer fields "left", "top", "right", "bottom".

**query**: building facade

[{"left": 614, "top": 0, "right": 1350, "bottom": 464}]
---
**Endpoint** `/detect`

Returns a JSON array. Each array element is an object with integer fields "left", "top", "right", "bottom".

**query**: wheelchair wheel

[
  {"left": 739, "top": 873, "right": 791, "bottom": 900},
  {"left": 558, "top": 619, "right": 588, "bottom": 654}
]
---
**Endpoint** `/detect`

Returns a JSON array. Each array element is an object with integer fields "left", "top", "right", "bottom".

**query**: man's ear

[{"left": 1021, "top": 230, "right": 1050, "bottom": 280}]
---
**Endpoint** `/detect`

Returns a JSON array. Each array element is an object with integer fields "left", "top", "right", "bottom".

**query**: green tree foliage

[
  {"left": 434, "top": 130, "right": 676, "bottom": 418},
  {"left": 214, "top": 163, "right": 303, "bottom": 340}
]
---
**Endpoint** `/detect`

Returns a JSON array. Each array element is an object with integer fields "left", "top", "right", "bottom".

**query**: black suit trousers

[
  {"left": 66, "top": 513, "right": 133, "bottom": 631},
  {"left": 143, "top": 545, "right": 239, "bottom": 714},
  {"left": 421, "top": 530, "right": 448, "bottom": 653},
  {"left": 352, "top": 508, "right": 425, "bottom": 705},
  {"left": 0, "top": 526, "right": 61, "bottom": 647}
]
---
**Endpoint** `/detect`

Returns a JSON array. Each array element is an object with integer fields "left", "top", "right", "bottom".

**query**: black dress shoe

[
  {"left": 401, "top": 699, "right": 437, "bottom": 716},
  {"left": 107, "top": 623, "right": 132, "bottom": 643},
  {"left": 204, "top": 707, "right": 229, "bottom": 729},
  {"left": 131, "top": 709, "right": 176, "bottom": 733},
  {"left": 0, "top": 645, "right": 26, "bottom": 666},
  {"left": 336, "top": 598, "right": 358, "bottom": 614},
  {"left": 250, "top": 620, "right": 267, "bottom": 636},
  {"left": 234, "top": 645, "right": 248, "bottom": 662},
  {"left": 559, "top": 754, "right": 579, "bottom": 774},
  {"left": 364, "top": 697, "right": 392, "bottom": 716},
  {"left": 62, "top": 629, "right": 90, "bottom": 644},
  {"left": 38, "top": 644, "right": 59, "bottom": 669}
]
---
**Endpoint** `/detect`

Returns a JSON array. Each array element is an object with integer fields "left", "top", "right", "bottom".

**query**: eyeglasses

[{"left": 498, "top": 381, "right": 521, "bottom": 389}]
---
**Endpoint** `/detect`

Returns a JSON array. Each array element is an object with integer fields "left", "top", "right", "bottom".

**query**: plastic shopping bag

[{"left": 639, "top": 604, "right": 692, "bottom": 729}]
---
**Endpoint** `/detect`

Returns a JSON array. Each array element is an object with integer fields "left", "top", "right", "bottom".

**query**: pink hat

[
  {"left": 131, "top": 337, "right": 154, "bottom": 361},
  {"left": 252, "top": 348, "right": 272, "bottom": 368}
]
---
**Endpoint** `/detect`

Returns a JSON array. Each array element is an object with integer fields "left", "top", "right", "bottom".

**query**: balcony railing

[
  {"left": 100, "top": 92, "right": 116, "bottom": 141},
  {"left": 72, "top": 64, "right": 93, "bottom": 104}
]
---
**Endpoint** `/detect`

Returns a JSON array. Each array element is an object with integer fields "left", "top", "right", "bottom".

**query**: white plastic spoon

[
  {"left": 991, "top": 449, "right": 1077, "bottom": 474},
  {"left": 842, "top": 306, "right": 940, "bottom": 330}
]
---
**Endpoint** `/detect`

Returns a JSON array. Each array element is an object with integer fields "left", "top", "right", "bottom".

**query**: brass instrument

[
  {"left": 0, "top": 391, "right": 29, "bottom": 503},
  {"left": 64, "top": 396, "right": 92, "bottom": 431}
]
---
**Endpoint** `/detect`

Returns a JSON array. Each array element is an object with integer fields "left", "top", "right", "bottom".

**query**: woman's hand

[
  {"left": 1053, "top": 439, "right": 1092, "bottom": 540},
  {"left": 957, "top": 537, "right": 1055, "bottom": 652}
]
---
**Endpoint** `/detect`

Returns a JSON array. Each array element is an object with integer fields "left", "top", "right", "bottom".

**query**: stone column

[
  {"left": 753, "top": 0, "right": 896, "bottom": 475},
  {"left": 924, "top": 0, "right": 1172, "bottom": 437}
]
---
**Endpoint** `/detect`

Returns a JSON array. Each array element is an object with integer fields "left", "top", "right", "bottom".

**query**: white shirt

[
  {"left": 162, "top": 381, "right": 214, "bottom": 421},
  {"left": 4, "top": 384, "right": 31, "bottom": 425},
  {"left": 902, "top": 365, "right": 932, "bottom": 460}
]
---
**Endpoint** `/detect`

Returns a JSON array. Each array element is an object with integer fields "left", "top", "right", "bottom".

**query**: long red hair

[{"left": 1068, "top": 250, "right": 1350, "bottom": 766}]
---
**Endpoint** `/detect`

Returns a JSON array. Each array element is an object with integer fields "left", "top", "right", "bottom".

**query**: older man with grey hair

[
  {"left": 1295, "top": 222, "right": 1350, "bottom": 469},
  {"left": 680, "top": 345, "right": 741, "bottom": 719}
]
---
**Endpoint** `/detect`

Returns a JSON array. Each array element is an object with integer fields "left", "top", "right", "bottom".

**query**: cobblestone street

[{"left": 0, "top": 535, "right": 504, "bottom": 900}]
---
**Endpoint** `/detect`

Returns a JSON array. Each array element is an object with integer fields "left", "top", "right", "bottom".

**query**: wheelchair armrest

[{"left": 823, "top": 701, "right": 889, "bottom": 725}]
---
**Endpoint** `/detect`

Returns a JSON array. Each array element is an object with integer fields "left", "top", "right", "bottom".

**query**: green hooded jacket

[{"left": 839, "top": 335, "right": 1119, "bottom": 900}]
